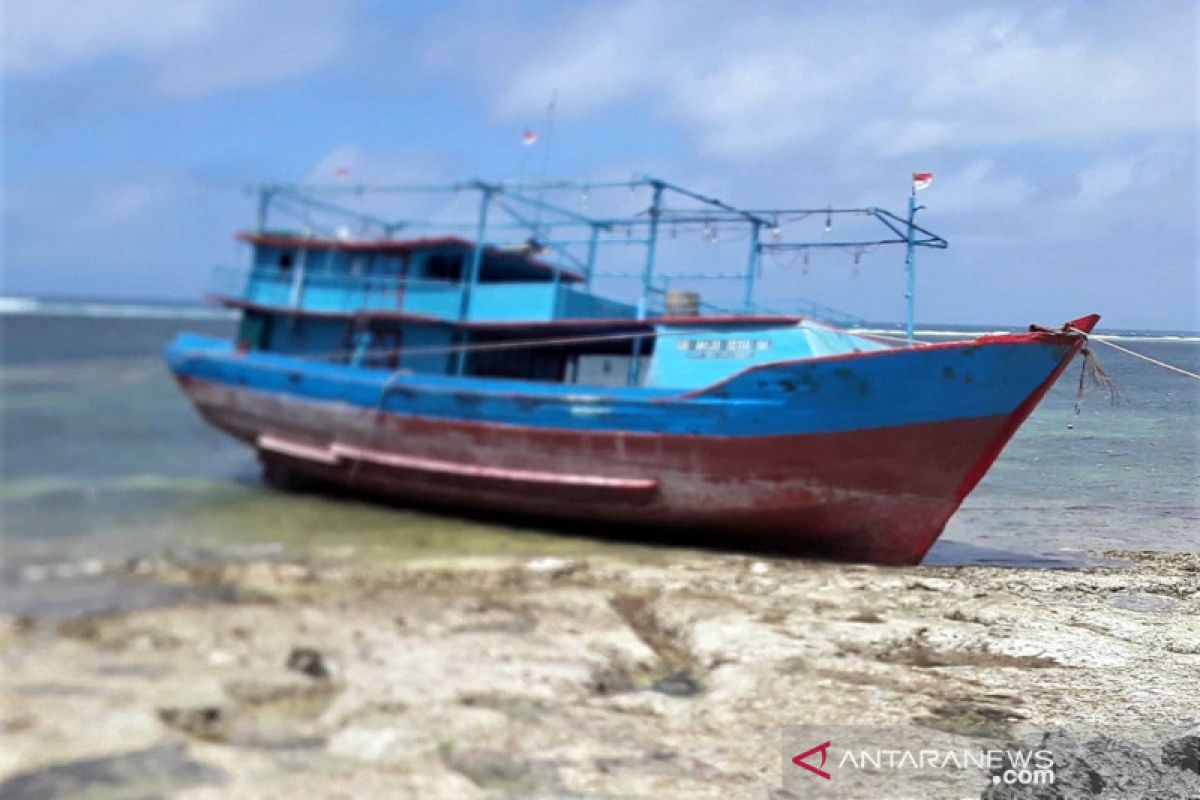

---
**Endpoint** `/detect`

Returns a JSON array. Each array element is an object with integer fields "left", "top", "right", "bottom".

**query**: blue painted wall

[
  {"left": 468, "top": 284, "right": 557, "bottom": 321},
  {"left": 237, "top": 242, "right": 634, "bottom": 325},
  {"left": 643, "top": 321, "right": 888, "bottom": 389},
  {"left": 556, "top": 287, "right": 637, "bottom": 320},
  {"left": 266, "top": 317, "right": 351, "bottom": 358},
  {"left": 397, "top": 323, "right": 455, "bottom": 374}
]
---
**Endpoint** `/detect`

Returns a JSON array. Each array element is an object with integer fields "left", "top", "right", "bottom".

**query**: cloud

[
  {"left": 2, "top": 0, "right": 352, "bottom": 97},
  {"left": 924, "top": 160, "right": 1036, "bottom": 214},
  {"left": 456, "top": 0, "right": 1197, "bottom": 159},
  {"left": 2, "top": 0, "right": 222, "bottom": 73}
]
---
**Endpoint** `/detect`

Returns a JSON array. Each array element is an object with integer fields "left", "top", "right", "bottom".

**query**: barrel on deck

[{"left": 665, "top": 291, "right": 701, "bottom": 316}]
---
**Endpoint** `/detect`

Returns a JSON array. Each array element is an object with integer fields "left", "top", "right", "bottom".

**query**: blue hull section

[{"left": 167, "top": 332, "right": 1075, "bottom": 438}]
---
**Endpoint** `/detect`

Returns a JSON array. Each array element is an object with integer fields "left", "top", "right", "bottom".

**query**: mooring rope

[
  {"left": 190, "top": 321, "right": 1200, "bottom": 400},
  {"left": 214, "top": 319, "right": 894, "bottom": 365},
  {"left": 265, "top": 327, "right": 699, "bottom": 364},
  {"left": 1090, "top": 337, "right": 1200, "bottom": 381}
]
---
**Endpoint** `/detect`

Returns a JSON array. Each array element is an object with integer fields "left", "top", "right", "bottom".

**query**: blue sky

[{"left": 2, "top": 0, "right": 1197, "bottom": 330}]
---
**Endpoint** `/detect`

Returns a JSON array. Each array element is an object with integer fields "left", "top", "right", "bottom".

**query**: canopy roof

[{"left": 236, "top": 232, "right": 584, "bottom": 283}]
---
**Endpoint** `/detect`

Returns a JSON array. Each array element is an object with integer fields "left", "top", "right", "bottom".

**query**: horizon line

[{"left": 2, "top": 293, "right": 1197, "bottom": 337}]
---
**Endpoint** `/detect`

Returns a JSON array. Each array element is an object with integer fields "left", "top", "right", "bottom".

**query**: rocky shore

[{"left": 2, "top": 549, "right": 1198, "bottom": 798}]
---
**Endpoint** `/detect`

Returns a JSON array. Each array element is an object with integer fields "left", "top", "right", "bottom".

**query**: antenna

[{"left": 533, "top": 89, "right": 559, "bottom": 238}]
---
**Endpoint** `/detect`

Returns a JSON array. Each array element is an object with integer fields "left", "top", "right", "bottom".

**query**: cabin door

[{"left": 237, "top": 313, "right": 273, "bottom": 351}]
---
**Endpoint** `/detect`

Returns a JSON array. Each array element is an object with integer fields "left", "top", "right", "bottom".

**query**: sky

[{"left": 2, "top": 0, "right": 1197, "bottom": 330}]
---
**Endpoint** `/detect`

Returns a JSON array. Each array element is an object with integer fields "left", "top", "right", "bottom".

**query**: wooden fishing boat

[{"left": 167, "top": 177, "right": 1098, "bottom": 564}]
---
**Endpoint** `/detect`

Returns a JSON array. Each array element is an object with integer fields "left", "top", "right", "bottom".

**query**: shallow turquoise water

[{"left": 1, "top": 311, "right": 1196, "bottom": 567}]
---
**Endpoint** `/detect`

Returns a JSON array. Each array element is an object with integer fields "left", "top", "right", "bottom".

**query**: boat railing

[
  {"left": 213, "top": 264, "right": 464, "bottom": 292},
  {"left": 212, "top": 264, "right": 462, "bottom": 314},
  {"left": 210, "top": 265, "right": 638, "bottom": 323},
  {"left": 210, "top": 263, "right": 858, "bottom": 326}
]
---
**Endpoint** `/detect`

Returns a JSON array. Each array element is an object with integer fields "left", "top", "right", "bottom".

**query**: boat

[{"left": 166, "top": 177, "right": 1098, "bottom": 565}]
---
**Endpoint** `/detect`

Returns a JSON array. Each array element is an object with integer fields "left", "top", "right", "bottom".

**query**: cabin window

[
  {"left": 376, "top": 255, "right": 404, "bottom": 276},
  {"left": 278, "top": 251, "right": 294, "bottom": 271},
  {"left": 469, "top": 346, "right": 565, "bottom": 382},
  {"left": 463, "top": 330, "right": 654, "bottom": 386},
  {"left": 363, "top": 324, "right": 403, "bottom": 370},
  {"left": 425, "top": 253, "right": 463, "bottom": 282},
  {"left": 338, "top": 322, "right": 357, "bottom": 363}
]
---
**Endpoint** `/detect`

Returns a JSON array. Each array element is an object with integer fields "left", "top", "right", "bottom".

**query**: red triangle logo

[{"left": 792, "top": 740, "right": 832, "bottom": 780}]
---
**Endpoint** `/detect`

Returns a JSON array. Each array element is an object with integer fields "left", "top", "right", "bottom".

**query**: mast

[
  {"left": 639, "top": 180, "right": 665, "bottom": 320},
  {"left": 628, "top": 180, "right": 665, "bottom": 386},
  {"left": 256, "top": 188, "right": 273, "bottom": 232},
  {"left": 904, "top": 188, "right": 918, "bottom": 345},
  {"left": 584, "top": 224, "right": 600, "bottom": 289},
  {"left": 456, "top": 184, "right": 494, "bottom": 375},
  {"left": 743, "top": 220, "right": 761, "bottom": 312}
]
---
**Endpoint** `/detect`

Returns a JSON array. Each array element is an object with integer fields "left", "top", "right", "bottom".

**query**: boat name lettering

[{"left": 676, "top": 338, "right": 772, "bottom": 359}]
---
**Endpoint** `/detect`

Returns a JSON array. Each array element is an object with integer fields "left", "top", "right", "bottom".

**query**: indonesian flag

[
  {"left": 912, "top": 172, "right": 934, "bottom": 192},
  {"left": 334, "top": 165, "right": 350, "bottom": 178},
  {"left": 522, "top": 128, "right": 539, "bottom": 147}
]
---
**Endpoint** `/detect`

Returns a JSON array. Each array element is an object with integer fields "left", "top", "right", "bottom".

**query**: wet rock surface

[
  {"left": 0, "top": 744, "right": 227, "bottom": 800},
  {"left": 1162, "top": 733, "right": 1200, "bottom": 775},
  {"left": 0, "top": 568, "right": 239, "bottom": 623},
  {"left": 0, "top": 550, "right": 1196, "bottom": 798}
]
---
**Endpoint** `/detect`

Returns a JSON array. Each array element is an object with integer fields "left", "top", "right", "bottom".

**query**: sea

[{"left": 1, "top": 298, "right": 1197, "bottom": 574}]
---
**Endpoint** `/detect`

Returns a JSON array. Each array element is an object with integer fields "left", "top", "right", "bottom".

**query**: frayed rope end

[{"left": 1075, "top": 345, "right": 1119, "bottom": 415}]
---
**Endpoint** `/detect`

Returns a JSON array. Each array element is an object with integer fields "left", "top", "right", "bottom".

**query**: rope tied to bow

[{"left": 1074, "top": 343, "right": 1118, "bottom": 415}]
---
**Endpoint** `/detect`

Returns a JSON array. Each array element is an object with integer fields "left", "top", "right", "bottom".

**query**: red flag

[
  {"left": 335, "top": 165, "right": 350, "bottom": 178},
  {"left": 522, "top": 128, "right": 539, "bottom": 147},
  {"left": 912, "top": 172, "right": 933, "bottom": 192}
]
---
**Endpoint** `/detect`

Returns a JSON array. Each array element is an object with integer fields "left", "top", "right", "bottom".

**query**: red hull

[{"left": 176, "top": 365, "right": 1064, "bottom": 565}]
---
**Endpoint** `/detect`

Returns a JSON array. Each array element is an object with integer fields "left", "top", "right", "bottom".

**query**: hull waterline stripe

[
  {"left": 258, "top": 433, "right": 659, "bottom": 492},
  {"left": 259, "top": 434, "right": 340, "bottom": 464},
  {"left": 329, "top": 442, "right": 659, "bottom": 490}
]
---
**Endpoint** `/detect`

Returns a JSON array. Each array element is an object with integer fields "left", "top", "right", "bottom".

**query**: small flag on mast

[
  {"left": 912, "top": 172, "right": 934, "bottom": 192},
  {"left": 335, "top": 166, "right": 350, "bottom": 178},
  {"left": 522, "top": 129, "right": 539, "bottom": 147}
]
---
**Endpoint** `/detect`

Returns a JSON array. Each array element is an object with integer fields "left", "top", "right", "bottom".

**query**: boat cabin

[{"left": 216, "top": 232, "right": 888, "bottom": 389}]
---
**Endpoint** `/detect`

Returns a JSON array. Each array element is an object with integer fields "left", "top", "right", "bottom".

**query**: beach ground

[{"left": 2, "top": 549, "right": 1197, "bottom": 798}]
